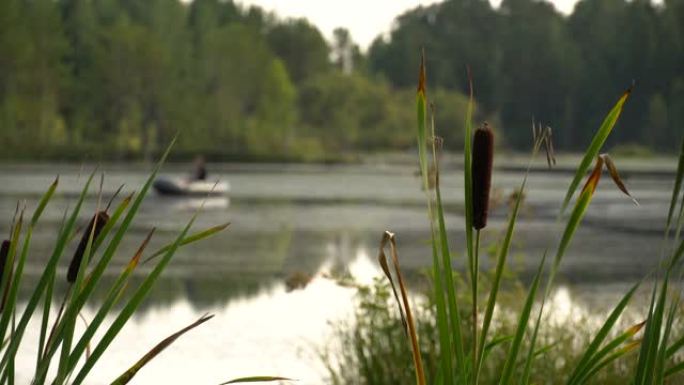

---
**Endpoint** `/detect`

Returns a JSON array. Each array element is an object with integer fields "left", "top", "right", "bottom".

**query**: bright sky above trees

[{"left": 236, "top": 0, "right": 579, "bottom": 49}]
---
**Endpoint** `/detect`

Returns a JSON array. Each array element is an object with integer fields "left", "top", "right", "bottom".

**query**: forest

[{"left": 0, "top": 0, "right": 682, "bottom": 160}]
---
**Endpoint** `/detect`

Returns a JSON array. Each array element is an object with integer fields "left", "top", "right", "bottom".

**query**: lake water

[{"left": 0, "top": 157, "right": 677, "bottom": 384}]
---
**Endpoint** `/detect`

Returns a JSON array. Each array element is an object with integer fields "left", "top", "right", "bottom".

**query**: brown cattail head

[
  {"left": 472, "top": 122, "right": 494, "bottom": 230},
  {"left": 67, "top": 211, "right": 110, "bottom": 283},
  {"left": 0, "top": 240, "right": 9, "bottom": 282},
  {"left": 0, "top": 240, "right": 11, "bottom": 313},
  {"left": 0, "top": 239, "right": 10, "bottom": 286}
]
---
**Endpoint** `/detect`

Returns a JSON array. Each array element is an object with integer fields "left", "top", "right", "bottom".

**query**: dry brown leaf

[
  {"left": 378, "top": 234, "right": 407, "bottom": 335},
  {"left": 600, "top": 154, "right": 639, "bottom": 205}
]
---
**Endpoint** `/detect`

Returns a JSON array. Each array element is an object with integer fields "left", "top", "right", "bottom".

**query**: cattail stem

[{"left": 472, "top": 229, "right": 481, "bottom": 385}]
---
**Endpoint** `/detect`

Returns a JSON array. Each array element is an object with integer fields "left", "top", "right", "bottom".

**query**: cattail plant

[
  {"left": 44, "top": 184, "right": 118, "bottom": 378},
  {"left": 366, "top": 54, "right": 670, "bottom": 385},
  {"left": 66, "top": 211, "right": 109, "bottom": 283},
  {"left": 66, "top": 184, "right": 122, "bottom": 284},
  {"left": 472, "top": 122, "right": 494, "bottom": 230},
  {"left": 469, "top": 122, "right": 494, "bottom": 384}
]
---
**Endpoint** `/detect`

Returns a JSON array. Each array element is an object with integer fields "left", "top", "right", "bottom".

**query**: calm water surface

[{"left": 0, "top": 158, "right": 676, "bottom": 384}]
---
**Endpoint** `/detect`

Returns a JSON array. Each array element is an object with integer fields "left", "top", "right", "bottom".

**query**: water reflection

[
  {"left": 156, "top": 196, "right": 230, "bottom": 211},
  {"left": 17, "top": 250, "right": 381, "bottom": 385}
]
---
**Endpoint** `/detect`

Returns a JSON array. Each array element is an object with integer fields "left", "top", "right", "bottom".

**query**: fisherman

[{"left": 192, "top": 155, "right": 207, "bottom": 181}]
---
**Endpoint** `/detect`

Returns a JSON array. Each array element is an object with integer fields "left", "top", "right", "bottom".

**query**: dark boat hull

[{"left": 153, "top": 177, "right": 229, "bottom": 197}]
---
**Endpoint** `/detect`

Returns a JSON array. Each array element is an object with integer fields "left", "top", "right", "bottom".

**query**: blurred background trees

[{"left": 0, "top": 0, "right": 682, "bottom": 160}]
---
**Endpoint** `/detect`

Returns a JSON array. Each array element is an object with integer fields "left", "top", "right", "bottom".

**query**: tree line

[
  {"left": 370, "top": 0, "right": 684, "bottom": 152},
  {"left": 0, "top": 0, "right": 681, "bottom": 161}
]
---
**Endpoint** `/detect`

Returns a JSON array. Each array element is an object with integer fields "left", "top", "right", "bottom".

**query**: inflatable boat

[{"left": 153, "top": 177, "right": 229, "bottom": 197}]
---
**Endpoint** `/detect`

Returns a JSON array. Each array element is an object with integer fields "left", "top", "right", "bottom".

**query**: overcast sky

[{"left": 236, "top": 0, "right": 579, "bottom": 50}]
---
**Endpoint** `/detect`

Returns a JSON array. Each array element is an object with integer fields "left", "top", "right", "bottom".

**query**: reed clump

[
  {"left": 344, "top": 52, "right": 684, "bottom": 385},
  {"left": 0, "top": 139, "right": 241, "bottom": 385}
]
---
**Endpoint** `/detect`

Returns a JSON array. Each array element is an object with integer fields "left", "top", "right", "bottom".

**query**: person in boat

[{"left": 191, "top": 156, "right": 207, "bottom": 181}]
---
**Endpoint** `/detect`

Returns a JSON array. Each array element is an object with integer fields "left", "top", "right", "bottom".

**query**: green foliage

[
  {"left": 324, "top": 277, "right": 646, "bottom": 385},
  {"left": 322, "top": 278, "right": 440, "bottom": 385},
  {"left": 368, "top": 0, "right": 684, "bottom": 152},
  {"left": 298, "top": 72, "right": 414, "bottom": 151},
  {"left": 6, "top": 0, "right": 683, "bottom": 159},
  {"left": 4, "top": 0, "right": 469, "bottom": 161},
  {"left": 266, "top": 18, "right": 330, "bottom": 85}
]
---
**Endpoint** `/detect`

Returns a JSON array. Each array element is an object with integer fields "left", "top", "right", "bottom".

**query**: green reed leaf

[
  {"left": 498, "top": 251, "right": 547, "bottom": 385},
  {"left": 142, "top": 222, "right": 230, "bottom": 265},
  {"left": 567, "top": 283, "right": 640, "bottom": 385},
  {"left": 560, "top": 88, "right": 631, "bottom": 215},
  {"left": 111, "top": 314, "right": 213, "bottom": 385}
]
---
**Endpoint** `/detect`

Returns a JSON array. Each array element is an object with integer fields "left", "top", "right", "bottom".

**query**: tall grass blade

[
  {"left": 476, "top": 165, "right": 528, "bottom": 380},
  {"left": 567, "top": 283, "right": 640, "bottom": 385},
  {"left": 35, "top": 137, "right": 177, "bottom": 379},
  {"left": 34, "top": 267, "right": 57, "bottom": 384},
  {"left": 654, "top": 294, "right": 679, "bottom": 384},
  {"left": 575, "top": 322, "right": 644, "bottom": 383},
  {"left": 414, "top": 52, "right": 457, "bottom": 382},
  {"left": 665, "top": 360, "right": 684, "bottom": 378},
  {"left": 555, "top": 155, "right": 603, "bottom": 275},
  {"left": 0, "top": 172, "right": 82, "bottom": 375},
  {"left": 142, "top": 222, "right": 231, "bottom": 265},
  {"left": 580, "top": 340, "right": 641, "bottom": 383},
  {"left": 560, "top": 88, "right": 631, "bottom": 215},
  {"left": 71, "top": 202, "right": 198, "bottom": 384},
  {"left": 31, "top": 177, "right": 59, "bottom": 226},
  {"left": 476, "top": 129, "right": 548, "bottom": 380},
  {"left": 635, "top": 285, "right": 659, "bottom": 385},
  {"left": 464, "top": 68, "right": 475, "bottom": 266},
  {"left": 36, "top": 199, "right": 65, "bottom": 377},
  {"left": 432, "top": 118, "right": 465, "bottom": 379},
  {"left": 665, "top": 135, "right": 684, "bottom": 237},
  {"left": 66, "top": 228, "right": 157, "bottom": 374},
  {"left": 635, "top": 271, "right": 669, "bottom": 385},
  {"left": 522, "top": 156, "right": 608, "bottom": 385},
  {"left": 498, "top": 251, "right": 547, "bottom": 385},
  {"left": 56, "top": 202, "right": 104, "bottom": 383},
  {"left": 111, "top": 314, "right": 214, "bottom": 385}
]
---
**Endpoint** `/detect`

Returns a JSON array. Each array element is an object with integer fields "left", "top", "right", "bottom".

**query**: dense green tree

[
  {"left": 369, "top": 0, "right": 500, "bottom": 109},
  {"left": 498, "top": 0, "right": 580, "bottom": 148},
  {"left": 0, "top": 0, "right": 67, "bottom": 153},
  {"left": 298, "top": 72, "right": 411, "bottom": 150},
  {"left": 266, "top": 19, "right": 330, "bottom": 84},
  {"left": 647, "top": 93, "right": 669, "bottom": 150}
]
